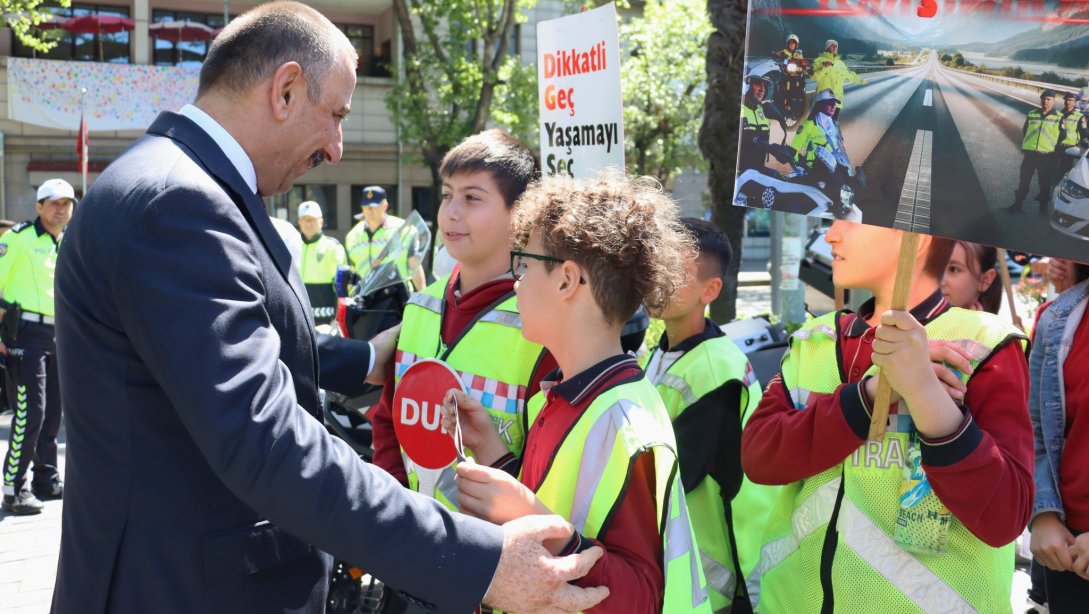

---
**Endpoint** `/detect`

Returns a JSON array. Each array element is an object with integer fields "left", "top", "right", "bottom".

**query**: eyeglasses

[{"left": 509, "top": 250, "right": 586, "bottom": 284}]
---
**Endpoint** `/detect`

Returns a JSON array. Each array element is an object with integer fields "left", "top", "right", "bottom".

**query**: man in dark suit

[{"left": 51, "top": 3, "right": 607, "bottom": 613}]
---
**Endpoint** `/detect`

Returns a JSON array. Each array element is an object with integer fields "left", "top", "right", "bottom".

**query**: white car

[{"left": 1050, "top": 146, "right": 1089, "bottom": 241}]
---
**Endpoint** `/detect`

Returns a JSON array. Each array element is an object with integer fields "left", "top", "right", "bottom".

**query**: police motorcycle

[
  {"left": 734, "top": 67, "right": 864, "bottom": 223},
  {"left": 772, "top": 35, "right": 809, "bottom": 127},
  {"left": 322, "top": 211, "right": 431, "bottom": 614}
]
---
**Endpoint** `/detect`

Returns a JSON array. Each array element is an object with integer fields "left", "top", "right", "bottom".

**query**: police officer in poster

[
  {"left": 1010, "top": 89, "right": 1062, "bottom": 215},
  {"left": 739, "top": 71, "right": 774, "bottom": 172},
  {"left": 0, "top": 179, "right": 73, "bottom": 515}
]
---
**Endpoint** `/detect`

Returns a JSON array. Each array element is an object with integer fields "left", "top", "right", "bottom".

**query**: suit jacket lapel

[{"left": 145, "top": 112, "right": 316, "bottom": 344}]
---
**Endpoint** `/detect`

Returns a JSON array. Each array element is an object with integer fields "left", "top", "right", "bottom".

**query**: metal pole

[
  {"left": 770, "top": 211, "right": 783, "bottom": 316},
  {"left": 80, "top": 87, "right": 87, "bottom": 197}
]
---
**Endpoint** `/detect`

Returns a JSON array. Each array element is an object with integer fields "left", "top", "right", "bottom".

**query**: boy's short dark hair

[
  {"left": 923, "top": 236, "right": 956, "bottom": 281},
  {"left": 439, "top": 129, "right": 538, "bottom": 209},
  {"left": 512, "top": 171, "right": 693, "bottom": 326},
  {"left": 681, "top": 217, "right": 732, "bottom": 281}
]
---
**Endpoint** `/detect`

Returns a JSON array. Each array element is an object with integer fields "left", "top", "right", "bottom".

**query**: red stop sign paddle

[{"left": 393, "top": 359, "right": 465, "bottom": 470}]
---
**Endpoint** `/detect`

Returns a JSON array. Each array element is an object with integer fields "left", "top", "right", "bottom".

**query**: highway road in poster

[{"left": 752, "top": 50, "right": 1088, "bottom": 261}]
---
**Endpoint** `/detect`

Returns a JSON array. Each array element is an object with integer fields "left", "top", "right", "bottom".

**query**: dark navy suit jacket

[{"left": 52, "top": 112, "right": 502, "bottom": 613}]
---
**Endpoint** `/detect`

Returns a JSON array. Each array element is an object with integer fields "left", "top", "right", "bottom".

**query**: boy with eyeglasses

[{"left": 444, "top": 172, "right": 713, "bottom": 612}]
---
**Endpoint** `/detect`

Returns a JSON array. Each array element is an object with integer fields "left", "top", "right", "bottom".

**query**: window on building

[
  {"left": 338, "top": 24, "right": 391, "bottom": 78},
  {"left": 277, "top": 184, "right": 339, "bottom": 230},
  {"left": 466, "top": 24, "right": 521, "bottom": 59},
  {"left": 151, "top": 10, "right": 227, "bottom": 67},
  {"left": 13, "top": 3, "right": 132, "bottom": 64},
  {"left": 411, "top": 186, "right": 435, "bottom": 223}
]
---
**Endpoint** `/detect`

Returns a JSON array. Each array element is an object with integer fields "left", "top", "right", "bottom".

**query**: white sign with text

[{"left": 536, "top": 3, "right": 625, "bottom": 178}]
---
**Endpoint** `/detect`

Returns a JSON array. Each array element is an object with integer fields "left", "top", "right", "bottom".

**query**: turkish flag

[{"left": 77, "top": 116, "right": 88, "bottom": 177}]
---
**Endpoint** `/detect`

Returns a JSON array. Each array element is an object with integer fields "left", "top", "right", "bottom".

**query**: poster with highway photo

[{"left": 734, "top": 0, "right": 1089, "bottom": 262}]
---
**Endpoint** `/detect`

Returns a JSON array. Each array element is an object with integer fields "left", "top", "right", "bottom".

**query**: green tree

[
  {"left": 2, "top": 0, "right": 70, "bottom": 53},
  {"left": 621, "top": 0, "right": 711, "bottom": 184},
  {"left": 389, "top": 0, "right": 537, "bottom": 218},
  {"left": 699, "top": 0, "right": 748, "bottom": 322}
]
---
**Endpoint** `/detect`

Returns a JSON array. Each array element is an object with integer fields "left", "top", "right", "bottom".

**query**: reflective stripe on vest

[
  {"left": 529, "top": 378, "right": 712, "bottom": 612},
  {"left": 395, "top": 277, "right": 545, "bottom": 508},
  {"left": 700, "top": 549, "right": 736, "bottom": 600},
  {"left": 755, "top": 307, "right": 1027, "bottom": 613}
]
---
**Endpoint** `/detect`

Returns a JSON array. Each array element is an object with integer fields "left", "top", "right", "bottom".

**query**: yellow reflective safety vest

[
  {"left": 299, "top": 234, "right": 346, "bottom": 285},
  {"left": 1060, "top": 109, "right": 1084, "bottom": 147},
  {"left": 394, "top": 276, "right": 546, "bottom": 509},
  {"left": 753, "top": 308, "right": 1026, "bottom": 614},
  {"left": 792, "top": 118, "right": 833, "bottom": 170},
  {"left": 742, "top": 103, "right": 771, "bottom": 138},
  {"left": 648, "top": 334, "right": 778, "bottom": 611},
  {"left": 0, "top": 219, "right": 61, "bottom": 317},
  {"left": 813, "top": 52, "right": 862, "bottom": 108},
  {"left": 1022, "top": 109, "right": 1061, "bottom": 153},
  {"left": 527, "top": 376, "right": 713, "bottom": 613},
  {"left": 345, "top": 215, "right": 405, "bottom": 276}
]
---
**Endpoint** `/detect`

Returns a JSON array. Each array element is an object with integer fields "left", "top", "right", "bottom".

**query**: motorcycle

[
  {"left": 772, "top": 49, "right": 809, "bottom": 128},
  {"left": 322, "top": 211, "right": 432, "bottom": 614},
  {"left": 734, "top": 101, "right": 864, "bottom": 222}
]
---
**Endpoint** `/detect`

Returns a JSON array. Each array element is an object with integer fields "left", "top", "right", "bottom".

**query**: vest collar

[
  {"left": 546, "top": 355, "right": 640, "bottom": 407},
  {"left": 658, "top": 317, "right": 724, "bottom": 353},
  {"left": 302, "top": 232, "right": 323, "bottom": 245},
  {"left": 846, "top": 289, "right": 949, "bottom": 337}
]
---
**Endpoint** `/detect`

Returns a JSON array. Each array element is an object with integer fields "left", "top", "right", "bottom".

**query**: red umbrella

[
  {"left": 61, "top": 14, "right": 135, "bottom": 35},
  {"left": 148, "top": 20, "right": 217, "bottom": 43},
  {"left": 35, "top": 15, "right": 69, "bottom": 30}
]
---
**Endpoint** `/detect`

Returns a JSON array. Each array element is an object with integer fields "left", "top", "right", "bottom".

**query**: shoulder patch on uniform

[
  {"left": 0, "top": 244, "right": 7, "bottom": 257},
  {"left": 10, "top": 221, "right": 31, "bottom": 233}
]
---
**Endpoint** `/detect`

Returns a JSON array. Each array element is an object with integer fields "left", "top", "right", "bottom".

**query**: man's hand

[
  {"left": 456, "top": 463, "right": 550, "bottom": 525},
  {"left": 365, "top": 323, "right": 401, "bottom": 385},
  {"left": 1071, "top": 532, "right": 1089, "bottom": 580},
  {"left": 1032, "top": 512, "right": 1075, "bottom": 572},
  {"left": 483, "top": 515, "right": 609, "bottom": 613},
  {"left": 441, "top": 390, "right": 507, "bottom": 464}
]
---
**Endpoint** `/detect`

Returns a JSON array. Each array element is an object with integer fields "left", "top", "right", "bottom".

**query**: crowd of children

[{"left": 363, "top": 127, "right": 1085, "bottom": 613}]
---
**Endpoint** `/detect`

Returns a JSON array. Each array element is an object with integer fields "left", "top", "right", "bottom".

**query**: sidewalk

[{"left": 0, "top": 414, "right": 64, "bottom": 614}]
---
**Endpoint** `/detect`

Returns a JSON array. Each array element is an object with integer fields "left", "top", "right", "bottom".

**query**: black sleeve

[
  {"left": 315, "top": 333, "right": 372, "bottom": 397},
  {"left": 672, "top": 379, "right": 745, "bottom": 500}
]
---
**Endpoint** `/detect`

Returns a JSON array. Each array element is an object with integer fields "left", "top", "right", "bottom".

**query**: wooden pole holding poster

[
  {"left": 868, "top": 231, "right": 921, "bottom": 442},
  {"left": 996, "top": 249, "right": 1024, "bottom": 332}
]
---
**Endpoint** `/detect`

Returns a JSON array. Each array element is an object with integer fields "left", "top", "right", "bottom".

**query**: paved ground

[
  {"left": 0, "top": 418, "right": 64, "bottom": 614},
  {"left": 0, "top": 280, "right": 1035, "bottom": 612}
]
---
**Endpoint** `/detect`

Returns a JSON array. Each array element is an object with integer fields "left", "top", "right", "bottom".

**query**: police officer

[
  {"left": 739, "top": 72, "right": 773, "bottom": 172},
  {"left": 1057, "top": 91, "right": 1085, "bottom": 178},
  {"left": 1011, "top": 89, "right": 1062, "bottom": 215},
  {"left": 344, "top": 186, "right": 404, "bottom": 277},
  {"left": 296, "top": 200, "right": 346, "bottom": 325},
  {"left": 792, "top": 89, "right": 850, "bottom": 215},
  {"left": 1, "top": 179, "right": 73, "bottom": 515}
]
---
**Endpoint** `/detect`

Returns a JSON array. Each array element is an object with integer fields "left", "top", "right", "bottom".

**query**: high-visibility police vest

[
  {"left": 752, "top": 308, "right": 1026, "bottom": 614},
  {"left": 649, "top": 336, "right": 777, "bottom": 612},
  {"left": 1061, "top": 109, "right": 1084, "bottom": 147},
  {"left": 792, "top": 118, "right": 832, "bottom": 170},
  {"left": 0, "top": 219, "right": 61, "bottom": 317},
  {"left": 299, "top": 234, "right": 345, "bottom": 285},
  {"left": 813, "top": 52, "right": 861, "bottom": 107},
  {"left": 1022, "top": 109, "right": 1061, "bottom": 153},
  {"left": 527, "top": 376, "right": 713, "bottom": 613},
  {"left": 345, "top": 215, "right": 405, "bottom": 276},
  {"left": 394, "top": 276, "right": 546, "bottom": 509},
  {"left": 741, "top": 104, "right": 771, "bottom": 140}
]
